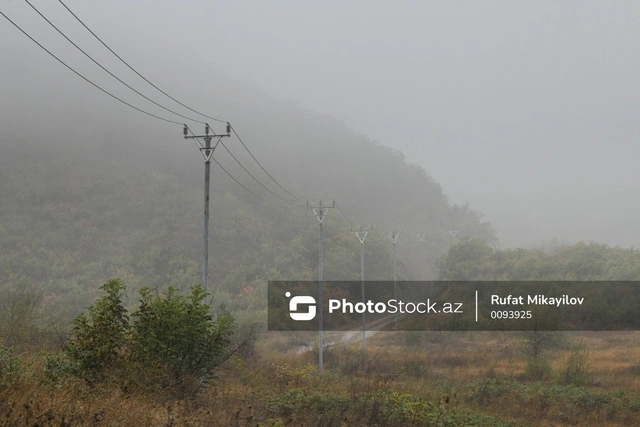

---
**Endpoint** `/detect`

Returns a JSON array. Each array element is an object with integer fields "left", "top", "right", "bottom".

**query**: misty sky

[{"left": 2, "top": 1, "right": 640, "bottom": 247}]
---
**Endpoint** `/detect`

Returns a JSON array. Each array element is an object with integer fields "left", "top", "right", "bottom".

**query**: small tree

[
  {"left": 65, "top": 280, "right": 236, "bottom": 391},
  {"left": 130, "top": 285, "right": 235, "bottom": 387},
  {"left": 64, "top": 279, "right": 129, "bottom": 382},
  {"left": 520, "top": 307, "right": 563, "bottom": 381},
  {"left": 561, "top": 340, "right": 590, "bottom": 386}
]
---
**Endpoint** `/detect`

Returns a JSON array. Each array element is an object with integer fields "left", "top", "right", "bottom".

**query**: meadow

[{"left": 3, "top": 330, "right": 640, "bottom": 426}]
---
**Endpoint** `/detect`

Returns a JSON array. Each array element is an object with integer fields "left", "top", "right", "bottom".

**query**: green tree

[
  {"left": 437, "top": 238, "right": 495, "bottom": 280},
  {"left": 130, "top": 285, "right": 235, "bottom": 387},
  {"left": 64, "top": 279, "right": 236, "bottom": 391},
  {"left": 64, "top": 278, "right": 129, "bottom": 382}
]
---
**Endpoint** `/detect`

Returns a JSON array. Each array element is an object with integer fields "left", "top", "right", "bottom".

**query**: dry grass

[{"left": 2, "top": 332, "right": 640, "bottom": 426}]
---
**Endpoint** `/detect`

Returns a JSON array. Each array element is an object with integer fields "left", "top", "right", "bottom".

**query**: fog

[{"left": 2, "top": 0, "right": 640, "bottom": 248}]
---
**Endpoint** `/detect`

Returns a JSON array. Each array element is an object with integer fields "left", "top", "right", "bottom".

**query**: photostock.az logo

[{"left": 286, "top": 292, "right": 316, "bottom": 321}]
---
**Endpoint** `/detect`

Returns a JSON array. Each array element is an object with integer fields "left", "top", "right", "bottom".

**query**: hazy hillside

[{"left": 0, "top": 73, "right": 495, "bottom": 321}]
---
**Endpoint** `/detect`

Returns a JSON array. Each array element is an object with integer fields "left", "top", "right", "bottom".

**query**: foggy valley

[{"left": 2, "top": 1, "right": 640, "bottom": 426}]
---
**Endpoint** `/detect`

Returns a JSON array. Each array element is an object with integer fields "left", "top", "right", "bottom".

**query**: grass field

[{"left": 2, "top": 331, "right": 640, "bottom": 426}]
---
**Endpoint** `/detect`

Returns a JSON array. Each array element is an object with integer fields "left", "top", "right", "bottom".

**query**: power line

[
  {"left": 397, "top": 232, "right": 418, "bottom": 244},
  {"left": 370, "top": 228, "right": 388, "bottom": 241},
  {"left": 213, "top": 157, "right": 301, "bottom": 207},
  {"left": 6, "top": 4, "right": 303, "bottom": 208},
  {"left": 24, "top": 0, "right": 206, "bottom": 125},
  {"left": 0, "top": 10, "right": 184, "bottom": 126},
  {"left": 185, "top": 128, "right": 299, "bottom": 207},
  {"left": 7, "top": 6, "right": 457, "bottom": 275},
  {"left": 230, "top": 125, "right": 304, "bottom": 202},
  {"left": 57, "top": 0, "right": 227, "bottom": 124},
  {"left": 334, "top": 201, "right": 354, "bottom": 229},
  {"left": 57, "top": 0, "right": 303, "bottom": 204},
  {"left": 218, "top": 140, "right": 294, "bottom": 203}
]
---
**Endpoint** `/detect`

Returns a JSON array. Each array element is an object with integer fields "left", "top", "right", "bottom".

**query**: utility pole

[
  {"left": 387, "top": 229, "right": 402, "bottom": 328},
  {"left": 184, "top": 123, "right": 230, "bottom": 291},
  {"left": 415, "top": 231, "right": 427, "bottom": 279},
  {"left": 307, "top": 199, "right": 335, "bottom": 372},
  {"left": 354, "top": 225, "right": 372, "bottom": 351},
  {"left": 415, "top": 231, "right": 427, "bottom": 301}
]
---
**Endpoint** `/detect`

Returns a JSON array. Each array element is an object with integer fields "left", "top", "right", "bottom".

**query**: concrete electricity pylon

[
  {"left": 415, "top": 231, "right": 427, "bottom": 300},
  {"left": 184, "top": 123, "right": 230, "bottom": 291},
  {"left": 354, "top": 225, "right": 372, "bottom": 351},
  {"left": 386, "top": 229, "right": 402, "bottom": 328},
  {"left": 307, "top": 200, "right": 335, "bottom": 372}
]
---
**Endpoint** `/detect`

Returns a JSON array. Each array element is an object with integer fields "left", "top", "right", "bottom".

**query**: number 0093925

[{"left": 490, "top": 310, "right": 532, "bottom": 319}]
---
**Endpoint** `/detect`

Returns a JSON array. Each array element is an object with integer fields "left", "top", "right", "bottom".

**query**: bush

[
  {"left": 519, "top": 308, "right": 564, "bottom": 359},
  {"left": 41, "top": 352, "right": 74, "bottom": 385},
  {"left": 0, "top": 346, "right": 23, "bottom": 385},
  {"left": 561, "top": 340, "right": 590, "bottom": 386},
  {"left": 64, "top": 279, "right": 129, "bottom": 382},
  {"left": 130, "top": 285, "right": 235, "bottom": 388},
  {"left": 64, "top": 279, "right": 236, "bottom": 391},
  {"left": 525, "top": 356, "right": 553, "bottom": 381}
]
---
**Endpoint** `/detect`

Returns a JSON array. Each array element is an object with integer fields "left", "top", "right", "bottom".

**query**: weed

[
  {"left": 561, "top": 340, "right": 590, "bottom": 386},
  {"left": 0, "top": 347, "right": 23, "bottom": 386},
  {"left": 524, "top": 356, "right": 553, "bottom": 381}
]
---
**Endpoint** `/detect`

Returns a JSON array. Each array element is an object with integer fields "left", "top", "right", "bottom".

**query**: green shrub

[
  {"left": 266, "top": 389, "right": 518, "bottom": 426},
  {"left": 130, "top": 285, "right": 235, "bottom": 387},
  {"left": 64, "top": 279, "right": 129, "bottom": 382},
  {"left": 0, "top": 346, "right": 23, "bottom": 385},
  {"left": 467, "top": 376, "right": 526, "bottom": 403},
  {"left": 64, "top": 279, "right": 236, "bottom": 391},
  {"left": 525, "top": 356, "right": 553, "bottom": 381},
  {"left": 561, "top": 340, "right": 590, "bottom": 386},
  {"left": 41, "top": 352, "right": 73, "bottom": 385}
]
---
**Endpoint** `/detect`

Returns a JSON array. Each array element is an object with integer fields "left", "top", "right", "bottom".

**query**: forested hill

[
  {"left": 0, "top": 72, "right": 495, "bottom": 316},
  {"left": 438, "top": 239, "right": 640, "bottom": 281}
]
